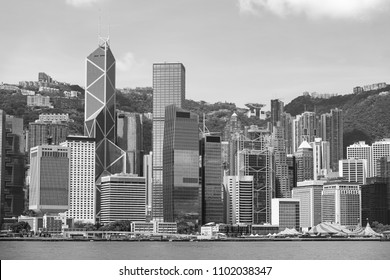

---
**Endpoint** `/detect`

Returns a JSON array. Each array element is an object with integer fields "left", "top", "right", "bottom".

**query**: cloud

[
  {"left": 238, "top": 0, "right": 389, "bottom": 19},
  {"left": 65, "top": 0, "right": 105, "bottom": 7},
  {"left": 116, "top": 52, "right": 139, "bottom": 72},
  {"left": 116, "top": 51, "right": 150, "bottom": 87}
]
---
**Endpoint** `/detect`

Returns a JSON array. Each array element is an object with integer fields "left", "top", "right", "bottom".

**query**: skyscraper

[
  {"left": 29, "top": 145, "right": 70, "bottom": 214},
  {"left": 272, "top": 126, "right": 290, "bottom": 198},
  {"left": 321, "top": 182, "right": 361, "bottom": 229},
  {"left": 224, "top": 175, "right": 254, "bottom": 224},
  {"left": 84, "top": 38, "right": 126, "bottom": 221},
  {"left": 295, "top": 141, "right": 314, "bottom": 182},
  {"left": 163, "top": 105, "right": 199, "bottom": 225},
  {"left": 84, "top": 38, "right": 125, "bottom": 180},
  {"left": 270, "top": 99, "right": 284, "bottom": 128},
  {"left": 311, "top": 138, "right": 330, "bottom": 180},
  {"left": 200, "top": 134, "right": 224, "bottom": 225},
  {"left": 28, "top": 119, "right": 69, "bottom": 151},
  {"left": 2, "top": 116, "right": 25, "bottom": 222},
  {"left": 238, "top": 127, "right": 274, "bottom": 224},
  {"left": 292, "top": 180, "right": 324, "bottom": 231},
  {"left": 152, "top": 63, "right": 185, "bottom": 221},
  {"left": 117, "top": 111, "right": 143, "bottom": 176},
  {"left": 61, "top": 136, "right": 95, "bottom": 223},
  {"left": 347, "top": 141, "right": 372, "bottom": 177},
  {"left": 320, "top": 109, "right": 343, "bottom": 172},
  {"left": 293, "top": 111, "right": 319, "bottom": 153},
  {"left": 372, "top": 139, "right": 390, "bottom": 177}
]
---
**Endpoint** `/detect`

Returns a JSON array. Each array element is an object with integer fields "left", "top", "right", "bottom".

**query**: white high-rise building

[
  {"left": 271, "top": 198, "right": 300, "bottom": 231},
  {"left": 310, "top": 138, "right": 330, "bottom": 180},
  {"left": 339, "top": 159, "right": 367, "bottom": 185},
  {"left": 321, "top": 182, "right": 361, "bottom": 229},
  {"left": 292, "top": 180, "right": 325, "bottom": 231},
  {"left": 224, "top": 175, "right": 253, "bottom": 224},
  {"left": 61, "top": 136, "right": 95, "bottom": 223},
  {"left": 372, "top": 139, "right": 390, "bottom": 177},
  {"left": 346, "top": 141, "right": 372, "bottom": 177}
]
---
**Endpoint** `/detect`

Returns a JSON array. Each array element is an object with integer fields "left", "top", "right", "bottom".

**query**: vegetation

[
  {"left": 284, "top": 86, "right": 390, "bottom": 151},
  {"left": 10, "top": 221, "right": 31, "bottom": 233},
  {"left": 371, "top": 221, "right": 390, "bottom": 233}
]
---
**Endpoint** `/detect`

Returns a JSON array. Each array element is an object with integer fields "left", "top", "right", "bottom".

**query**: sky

[{"left": 1, "top": 0, "right": 390, "bottom": 109}]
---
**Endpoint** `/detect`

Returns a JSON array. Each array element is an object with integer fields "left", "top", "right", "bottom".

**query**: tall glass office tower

[
  {"left": 84, "top": 38, "right": 125, "bottom": 179},
  {"left": 152, "top": 63, "right": 185, "bottom": 221},
  {"left": 84, "top": 38, "right": 125, "bottom": 221},
  {"left": 163, "top": 105, "right": 199, "bottom": 225}
]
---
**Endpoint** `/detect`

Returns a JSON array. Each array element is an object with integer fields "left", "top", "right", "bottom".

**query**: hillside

[{"left": 284, "top": 85, "right": 390, "bottom": 150}]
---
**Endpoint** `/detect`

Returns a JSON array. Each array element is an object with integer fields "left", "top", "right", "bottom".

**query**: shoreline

[{"left": 0, "top": 237, "right": 386, "bottom": 242}]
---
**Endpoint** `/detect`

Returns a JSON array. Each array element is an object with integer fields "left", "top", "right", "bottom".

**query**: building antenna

[{"left": 98, "top": 9, "right": 102, "bottom": 45}]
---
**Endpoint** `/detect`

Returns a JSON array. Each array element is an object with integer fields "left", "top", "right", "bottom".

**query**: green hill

[{"left": 284, "top": 85, "right": 390, "bottom": 150}]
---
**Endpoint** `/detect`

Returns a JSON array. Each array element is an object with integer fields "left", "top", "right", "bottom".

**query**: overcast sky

[{"left": 1, "top": 0, "right": 390, "bottom": 108}]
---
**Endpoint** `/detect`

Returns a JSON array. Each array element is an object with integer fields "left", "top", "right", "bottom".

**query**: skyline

[{"left": 1, "top": 0, "right": 390, "bottom": 109}]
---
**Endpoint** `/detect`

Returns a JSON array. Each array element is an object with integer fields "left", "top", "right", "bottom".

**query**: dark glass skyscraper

[
  {"left": 152, "top": 63, "right": 185, "bottom": 221},
  {"left": 163, "top": 105, "right": 199, "bottom": 226},
  {"left": 200, "top": 135, "right": 224, "bottom": 225}
]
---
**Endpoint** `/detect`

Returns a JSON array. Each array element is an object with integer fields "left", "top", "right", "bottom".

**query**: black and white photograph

[{"left": 1, "top": 0, "right": 390, "bottom": 278}]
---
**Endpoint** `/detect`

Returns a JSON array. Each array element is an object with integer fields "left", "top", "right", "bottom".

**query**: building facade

[
  {"left": 200, "top": 135, "right": 224, "bottom": 225},
  {"left": 117, "top": 111, "right": 143, "bottom": 176},
  {"left": 61, "top": 136, "right": 96, "bottom": 223},
  {"left": 29, "top": 145, "right": 70, "bottom": 214},
  {"left": 372, "top": 139, "right": 390, "bottom": 177},
  {"left": 152, "top": 63, "right": 185, "bottom": 221},
  {"left": 292, "top": 180, "right": 324, "bottom": 230},
  {"left": 295, "top": 141, "right": 314, "bottom": 182},
  {"left": 346, "top": 141, "right": 372, "bottom": 177},
  {"left": 271, "top": 198, "right": 300, "bottom": 231},
  {"left": 339, "top": 158, "right": 367, "bottom": 185},
  {"left": 224, "top": 175, "right": 253, "bottom": 224},
  {"left": 321, "top": 182, "right": 361, "bottom": 229},
  {"left": 100, "top": 174, "right": 146, "bottom": 224},
  {"left": 163, "top": 105, "right": 199, "bottom": 226}
]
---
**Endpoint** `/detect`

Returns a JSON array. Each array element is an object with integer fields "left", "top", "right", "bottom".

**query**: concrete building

[
  {"left": 29, "top": 145, "right": 70, "bottom": 214},
  {"left": 61, "top": 136, "right": 96, "bottom": 223},
  {"left": 100, "top": 174, "right": 146, "bottom": 224},
  {"left": 28, "top": 118, "right": 69, "bottom": 151},
  {"left": 292, "top": 180, "right": 325, "bottom": 231},
  {"left": 27, "top": 95, "right": 52, "bottom": 108},
  {"left": 339, "top": 158, "right": 368, "bottom": 185},
  {"left": 321, "top": 182, "right": 361, "bottom": 229},
  {"left": 152, "top": 62, "right": 185, "bottom": 222},
  {"left": 163, "top": 105, "right": 200, "bottom": 225},
  {"left": 271, "top": 198, "right": 300, "bottom": 231},
  {"left": 347, "top": 141, "right": 372, "bottom": 177},
  {"left": 270, "top": 99, "right": 284, "bottom": 128}
]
